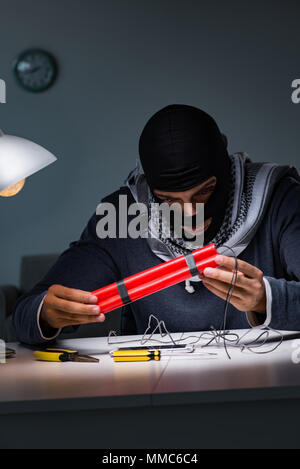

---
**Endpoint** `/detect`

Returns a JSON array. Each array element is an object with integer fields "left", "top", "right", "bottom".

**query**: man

[{"left": 13, "top": 104, "right": 300, "bottom": 344}]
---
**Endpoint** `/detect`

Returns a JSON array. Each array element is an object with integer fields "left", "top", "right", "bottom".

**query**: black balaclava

[{"left": 138, "top": 104, "right": 232, "bottom": 245}]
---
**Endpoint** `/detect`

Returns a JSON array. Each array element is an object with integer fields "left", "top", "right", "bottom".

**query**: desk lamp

[{"left": 0, "top": 129, "right": 57, "bottom": 197}]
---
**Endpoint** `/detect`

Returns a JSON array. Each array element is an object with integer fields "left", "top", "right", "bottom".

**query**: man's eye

[
  {"left": 196, "top": 186, "right": 215, "bottom": 196},
  {"left": 200, "top": 189, "right": 212, "bottom": 194},
  {"left": 156, "top": 197, "right": 176, "bottom": 203}
]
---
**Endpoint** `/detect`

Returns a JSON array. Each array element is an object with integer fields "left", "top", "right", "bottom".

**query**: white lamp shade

[{"left": 0, "top": 132, "right": 57, "bottom": 191}]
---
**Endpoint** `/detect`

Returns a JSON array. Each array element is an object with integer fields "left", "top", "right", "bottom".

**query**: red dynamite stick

[{"left": 92, "top": 243, "right": 219, "bottom": 314}]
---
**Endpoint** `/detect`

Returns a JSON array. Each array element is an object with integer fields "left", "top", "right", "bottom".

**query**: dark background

[{"left": 0, "top": 0, "right": 299, "bottom": 285}]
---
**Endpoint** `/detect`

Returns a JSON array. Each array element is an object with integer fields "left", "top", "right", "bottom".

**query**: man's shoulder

[
  {"left": 273, "top": 173, "right": 300, "bottom": 199},
  {"left": 269, "top": 173, "right": 300, "bottom": 218}
]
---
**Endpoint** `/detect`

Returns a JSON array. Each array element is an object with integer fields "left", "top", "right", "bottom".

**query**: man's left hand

[{"left": 202, "top": 255, "right": 266, "bottom": 314}]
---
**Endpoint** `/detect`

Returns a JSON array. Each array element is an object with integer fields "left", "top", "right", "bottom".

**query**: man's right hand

[{"left": 40, "top": 284, "right": 105, "bottom": 331}]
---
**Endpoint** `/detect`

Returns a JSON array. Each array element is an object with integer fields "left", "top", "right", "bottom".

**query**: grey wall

[{"left": 0, "top": 0, "right": 299, "bottom": 285}]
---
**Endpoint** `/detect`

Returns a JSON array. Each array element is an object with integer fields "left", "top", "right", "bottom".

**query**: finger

[
  {"left": 202, "top": 277, "right": 243, "bottom": 300},
  {"left": 202, "top": 281, "right": 247, "bottom": 312},
  {"left": 66, "top": 311, "right": 105, "bottom": 321},
  {"left": 52, "top": 285, "right": 98, "bottom": 304},
  {"left": 202, "top": 279, "right": 243, "bottom": 304},
  {"left": 215, "top": 255, "right": 262, "bottom": 279},
  {"left": 203, "top": 265, "right": 249, "bottom": 288},
  {"left": 202, "top": 280, "right": 232, "bottom": 301},
  {"left": 63, "top": 313, "right": 106, "bottom": 325},
  {"left": 201, "top": 281, "right": 247, "bottom": 313},
  {"left": 50, "top": 297, "right": 101, "bottom": 315}
]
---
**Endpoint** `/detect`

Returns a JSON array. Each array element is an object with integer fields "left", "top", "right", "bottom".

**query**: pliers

[{"left": 33, "top": 347, "right": 99, "bottom": 363}]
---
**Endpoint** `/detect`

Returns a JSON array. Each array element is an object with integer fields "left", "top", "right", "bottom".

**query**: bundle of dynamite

[{"left": 92, "top": 243, "right": 219, "bottom": 313}]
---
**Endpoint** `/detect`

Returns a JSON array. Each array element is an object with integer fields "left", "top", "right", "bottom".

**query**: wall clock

[{"left": 13, "top": 49, "right": 58, "bottom": 92}]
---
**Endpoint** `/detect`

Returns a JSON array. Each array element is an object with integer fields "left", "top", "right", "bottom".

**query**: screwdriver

[{"left": 112, "top": 349, "right": 161, "bottom": 362}]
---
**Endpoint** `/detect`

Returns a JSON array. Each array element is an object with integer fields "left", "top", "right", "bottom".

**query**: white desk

[{"left": 1, "top": 330, "right": 300, "bottom": 448}]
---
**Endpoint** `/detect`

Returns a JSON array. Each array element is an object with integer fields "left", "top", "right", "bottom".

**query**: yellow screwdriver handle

[
  {"left": 113, "top": 355, "right": 160, "bottom": 362},
  {"left": 112, "top": 349, "right": 160, "bottom": 362},
  {"left": 112, "top": 349, "right": 157, "bottom": 357}
]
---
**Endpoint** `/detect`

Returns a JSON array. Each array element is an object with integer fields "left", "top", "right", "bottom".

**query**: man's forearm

[
  {"left": 36, "top": 294, "right": 62, "bottom": 340},
  {"left": 263, "top": 276, "right": 300, "bottom": 330},
  {"left": 246, "top": 278, "right": 271, "bottom": 327},
  {"left": 13, "top": 292, "right": 60, "bottom": 345}
]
